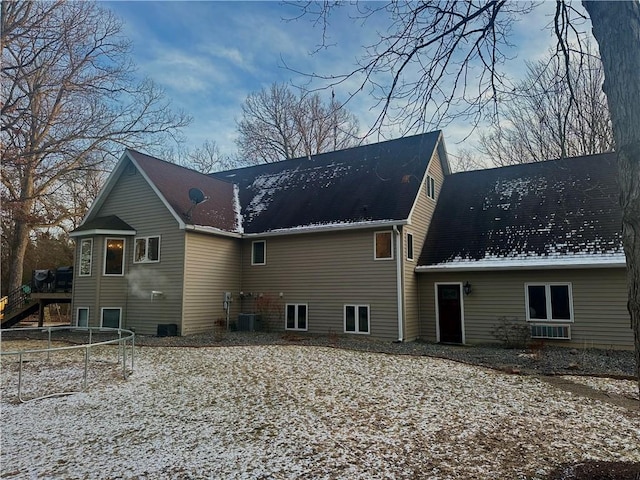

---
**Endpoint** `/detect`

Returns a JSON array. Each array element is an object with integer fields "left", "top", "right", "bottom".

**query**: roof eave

[
  {"left": 70, "top": 228, "right": 136, "bottom": 238},
  {"left": 415, "top": 257, "right": 627, "bottom": 272},
  {"left": 244, "top": 219, "right": 408, "bottom": 238},
  {"left": 185, "top": 224, "right": 243, "bottom": 238}
]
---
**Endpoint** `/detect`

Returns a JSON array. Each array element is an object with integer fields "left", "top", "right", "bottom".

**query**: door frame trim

[{"left": 434, "top": 282, "right": 465, "bottom": 344}]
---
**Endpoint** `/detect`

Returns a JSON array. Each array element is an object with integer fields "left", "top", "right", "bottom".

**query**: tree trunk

[
  {"left": 8, "top": 219, "right": 31, "bottom": 293},
  {"left": 583, "top": 0, "right": 640, "bottom": 393}
]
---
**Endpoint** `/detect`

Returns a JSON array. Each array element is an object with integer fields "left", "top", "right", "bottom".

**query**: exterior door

[{"left": 437, "top": 284, "right": 463, "bottom": 344}]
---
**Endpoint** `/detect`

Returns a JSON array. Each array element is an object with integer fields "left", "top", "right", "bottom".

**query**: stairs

[{"left": 1, "top": 298, "right": 40, "bottom": 328}]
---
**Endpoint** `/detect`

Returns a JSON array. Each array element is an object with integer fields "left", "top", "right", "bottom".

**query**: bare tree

[
  {"left": 236, "top": 82, "right": 360, "bottom": 164},
  {"left": 1, "top": 0, "right": 190, "bottom": 294},
  {"left": 293, "top": 0, "right": 640, "bottom": 392},
  {"left": 449, "top": 148, "right": 486, "bottom": 173},
  {"left": 479, "top": 45, "right": 613, "bottom": 166},
  {"left": 159, "top": 139, "right": 241, "bottom": 174}
]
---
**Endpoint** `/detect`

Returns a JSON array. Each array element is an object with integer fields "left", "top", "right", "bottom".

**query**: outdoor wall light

[{"left": 463, "top": 282, "right": 472, "bottom": 296}]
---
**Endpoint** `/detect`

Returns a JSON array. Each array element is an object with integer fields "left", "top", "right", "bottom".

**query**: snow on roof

[
  {"left": 418, "top": 152, "right": 623, "bottom": 269},
  {"left": 213, "top": 131, "right": 442, "bottom": 234}
]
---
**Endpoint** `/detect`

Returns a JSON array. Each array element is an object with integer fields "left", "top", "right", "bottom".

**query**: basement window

[
  {"left": 345, "top": 305, "right": 370, "bottom": 334},
  {"left": 285, "top": 304, "right": 308, "bottom": 331}
]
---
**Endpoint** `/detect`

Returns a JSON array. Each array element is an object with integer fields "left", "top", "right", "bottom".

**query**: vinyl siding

[
  {"left": 240, "top": 228, "right": 399, "bottom": 340},
  {"left": 71, "top": 159, "right": 185, "bottom": 334},
  {"left": 182, "top": 232, "right": 242, "bottom": 335},
  {"left": 403, "top": 151, "right": 446, "bottom": 340},
  {"left": 418, "top": 268, "right": 632, "bottom": 349}
]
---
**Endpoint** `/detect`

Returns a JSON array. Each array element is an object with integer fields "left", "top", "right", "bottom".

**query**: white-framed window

[
  {"left": 285, "top": 304, "right": 308, "bottom": 331},
  {"left": 426, "top": 175, "right": 436, "bottom": 200},
  {"left": 374, "top": 231, "right": 393, "bottom": 260},
  {"left": 79, "top": 238, "right": 93, "bottom": 276},
  {"left": 104, "top": 238, "right": 125, "bottom": 276},
  {"left": 344, "top": 305, "right": 370, "bottom": 334},
  {"left": 77, "top": 307, "right": 89, "bottom": 327},
  {"left": 252, "top": 240, "right": 266, "bottom": 265},
  {"left": 101, "top": 307, "right": 122, "bottom": 329},
  {"left": 134, "top": 236, "right": 160, "bottom": 263},
  {"left": 525, "top": 283, "right": 573, "bottom": 322},
  {"left": 407, "top": 233, "right": 414, "bottom": 261}
]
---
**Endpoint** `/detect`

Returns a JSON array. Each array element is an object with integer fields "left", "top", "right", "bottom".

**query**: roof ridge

[{"left": 451, "top": 151, "right": 616, "bottom": 177}]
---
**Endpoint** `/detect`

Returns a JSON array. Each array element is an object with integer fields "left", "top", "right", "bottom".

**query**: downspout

[{"left": 393, "top": 225, "right": 404, "bottom": 342}]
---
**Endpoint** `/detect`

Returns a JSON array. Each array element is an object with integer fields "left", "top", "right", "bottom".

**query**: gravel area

[{"left": 2, "top": 328, "right": 636, "bottom": 378}]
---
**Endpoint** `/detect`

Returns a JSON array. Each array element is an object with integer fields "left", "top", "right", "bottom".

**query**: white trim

[
  {"left": 416, "top": 257, "right": 626, "bottom": 272},
  {"left": 243, "top": 219, "right": 408, "bottom": 238},
  {"left": 251, "top": 240, "right": 266, "bottom": 265},
  {"left": 70, "top": 228, "right": 135, "bottom": 237},
  {"left": 344, "top": 304, "right": 370, "bottom": 335},
  {"left": 100, "top": 307, "right": 122, "bottom": 329},
  {"left": 374, "top": 231, "right": 394, "bottom": 260},
  {"left": 103, "top": 237, "right": 125, "bottom": 276},
  {"left": 434, "top": 282, "right": 465, "bottom": 344},
  {"left": 133, "top": 235, "right": 161, "bottom": 263},
  {"left": 76, "top": 307, "right": 89, "bottom": 327},
  {"left": 394, "top": 226, "right": 403, "bottom": 342},
  {"left": 78, "top": 238, "right": 93, "bottom": 276},
  {"left": 185, "top": 224, "right": 243, "bottom": 238},
  {"left": 285, "top": 303, "right": 309, "bottom": 331},
  {"left": 525, "top": 282, "right": 574, "bottom": 323}
]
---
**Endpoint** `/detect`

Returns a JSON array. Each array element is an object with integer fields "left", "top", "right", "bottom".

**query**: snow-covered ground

[{"left": 2, "top": 344, "right": 639, "bottom": 479}]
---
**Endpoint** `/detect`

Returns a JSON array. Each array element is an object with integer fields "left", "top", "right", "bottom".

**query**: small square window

[
  {"left": 426, "top": 175, "right": 436, "bottom": 200},
  {"left": 345, "top": 305, "right": 369, "bottom": 334},
  {"left": 374, "top": 231, "right": 393, "bottom": 260},
  {"left": 252, "top": 240, "right": 266, "bottom": 265},
  {"left": 134, "top": 236, "right": 161, "bottom": 263},
  {"left": 407, "top": 233, "right": 414, "bottom": 261}
]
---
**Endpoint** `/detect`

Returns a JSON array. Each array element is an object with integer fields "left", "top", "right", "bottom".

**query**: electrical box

[{"left": 223, "top": 292, "right": 232, "bottom": 311}]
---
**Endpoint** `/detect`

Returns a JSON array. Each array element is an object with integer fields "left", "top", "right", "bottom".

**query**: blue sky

[{"left": 106, "top": 1, "right": 574, "bottom": 160}]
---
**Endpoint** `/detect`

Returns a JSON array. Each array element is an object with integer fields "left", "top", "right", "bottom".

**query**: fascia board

[
  {"left": 415, "top": 259, "right": 626, "bottom": 272},
  {"left": 69, "top": 228, "right": 136, "bottom": 238},
  {"left": 243, "top": 219, "right": 408, "bottom": 238}
]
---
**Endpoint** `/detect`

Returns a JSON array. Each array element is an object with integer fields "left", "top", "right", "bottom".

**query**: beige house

[
  {"left": 71, "top": 132, "right": 448, "bottom": 340},
  {"left": 416, "top": 152, "right": 632, "bottom": 349},
  {"left": 70, "top": 134, "right": 632, "bottom": 348}
]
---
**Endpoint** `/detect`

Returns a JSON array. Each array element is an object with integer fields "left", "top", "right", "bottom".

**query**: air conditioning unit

[
  {"left": 530, "top": 324, "right": 571, "bottom": 340},
  {"left": 237, "top": 314, "right": 261, "bottom": 332}
]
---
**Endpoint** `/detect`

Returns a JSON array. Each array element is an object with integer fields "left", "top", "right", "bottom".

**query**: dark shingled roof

[
  {"left": 212, "top": 131, "right": 443, "bottom": 234},
  {"left": 72, "top": 215, "right": 135, "bottom": 233},
  {"left": 127, "top": 150, "right": 239, "bottom": 232},
  {"left": 418, "top": 152, "right": 623, "bottom": 267}
]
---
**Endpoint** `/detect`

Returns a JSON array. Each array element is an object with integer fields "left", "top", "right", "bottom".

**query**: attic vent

[
  {"left": 126, "top": 164, "right": 137, "bottom": 176},
  {"left": 530, "top": 324, "right": 571, "bottom": 340}
]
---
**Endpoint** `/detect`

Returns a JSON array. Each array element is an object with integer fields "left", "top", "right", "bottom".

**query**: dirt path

[{"left": 539, "top": 375, "right": 640, "bottom": 411}]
